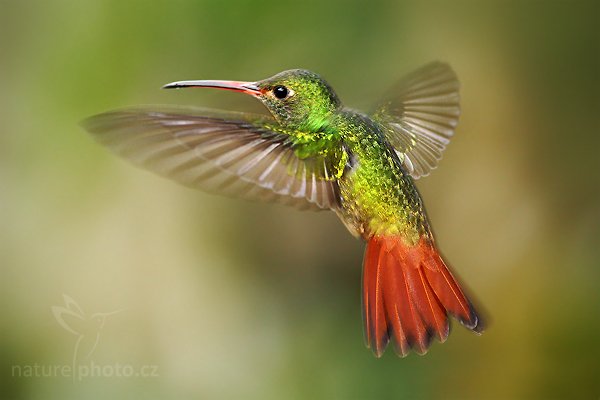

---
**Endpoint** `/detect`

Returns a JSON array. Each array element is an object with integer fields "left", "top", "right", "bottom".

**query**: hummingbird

[{"left": 83, "top": 62, "right": 483, "bottom": 357}]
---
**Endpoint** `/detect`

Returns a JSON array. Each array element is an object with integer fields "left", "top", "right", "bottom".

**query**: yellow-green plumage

[
  {"left": 83, "top": 65, "right": 457, "bottom": 244},
  {"left": 332, "top": 111, "right": 430, "bottom": 243},
  {"left": 234, "top": 69, "right": 437, "bottom": 244},
  {"left": 82, "top": 62, "right": 484, "bottom": 359}
]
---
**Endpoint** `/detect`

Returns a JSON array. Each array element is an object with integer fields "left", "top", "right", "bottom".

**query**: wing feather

[
  {"left": 83, "top": 107, "right": 343, "bottom": 210},
  {"left": 373, "top": 62, "right": 460, "bottom": 179}
]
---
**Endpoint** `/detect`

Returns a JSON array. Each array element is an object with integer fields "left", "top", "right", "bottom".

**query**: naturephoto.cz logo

[{"left": 11, "top": 294, "right": 159, "bottom": 381}]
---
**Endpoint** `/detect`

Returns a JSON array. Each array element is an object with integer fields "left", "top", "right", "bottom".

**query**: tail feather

[
  {"left": 404, "top": 261, "right": 449, "bottom": 341},
  {"left": 363, "top": 237, "right": 388, "bottom": 355},
  {"left": 362, "top": 235, "right": 482, "bottom": 357},
  {"left": 422, "top": 256, "right": 480, "bottom": 331},
  {"left": 383, "top": 249, "right": 430, "bottom": 355}
]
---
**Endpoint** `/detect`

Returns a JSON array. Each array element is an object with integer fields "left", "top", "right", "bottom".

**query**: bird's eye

[{"left": 273, "top": 85, "right": 289, "bottom": 99}]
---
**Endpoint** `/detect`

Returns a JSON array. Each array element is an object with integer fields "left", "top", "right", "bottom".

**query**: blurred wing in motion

[
  {"left": 373, "top": 62, "right": 460, "bottom": 179},
  {"left": 83, "top": 107, "right": 343, "bottom": 210}
]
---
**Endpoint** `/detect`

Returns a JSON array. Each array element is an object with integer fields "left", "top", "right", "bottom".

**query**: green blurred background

[{"left": 1, "top": 0, "right": 598, "bottom": 399}]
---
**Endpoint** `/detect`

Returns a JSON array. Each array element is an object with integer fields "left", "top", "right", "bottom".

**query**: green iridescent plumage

[
  {"left": 82, "top": 63, "right": 485, "bottom": 358},
  {"left": 83, "top": 63, "right": 459, "bottom": 242},
  {"left": 332, "top": 111, "right": 430, "bottom": 243}
]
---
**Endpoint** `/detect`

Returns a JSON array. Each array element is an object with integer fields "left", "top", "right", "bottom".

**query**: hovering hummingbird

[{"left": 83, "top": 62, "right": 483, "bottom": 357}]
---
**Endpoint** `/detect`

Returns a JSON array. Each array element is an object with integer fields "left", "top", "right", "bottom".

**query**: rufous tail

[{"left": 363, "top": 235, "right": 483, "bottom": 357}]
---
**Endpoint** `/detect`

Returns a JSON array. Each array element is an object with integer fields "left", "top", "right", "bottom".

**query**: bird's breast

[{"left": 335, "top": 141, "right": 430, "bottom": 243}]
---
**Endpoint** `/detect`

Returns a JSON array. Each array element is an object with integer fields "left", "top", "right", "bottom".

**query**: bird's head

[{"left": 163, "top": 69, "right": 341, "bottom": 132}]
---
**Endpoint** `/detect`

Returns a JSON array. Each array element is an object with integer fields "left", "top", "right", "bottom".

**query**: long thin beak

[{"left": 162, "top": 79, "right": 261, "bottom": 96}]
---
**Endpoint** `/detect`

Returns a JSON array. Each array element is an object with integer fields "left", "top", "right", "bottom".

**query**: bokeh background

[{"left": 1, "top": 0, "right": 598, "bottom": 399}]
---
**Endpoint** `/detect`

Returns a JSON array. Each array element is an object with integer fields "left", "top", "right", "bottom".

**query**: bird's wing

[
  {"left": 372, "top": 62, "right": 460, "bottom": 179},
  {"left": 83, "top": 107, "right": 345, "bottom": 211}
]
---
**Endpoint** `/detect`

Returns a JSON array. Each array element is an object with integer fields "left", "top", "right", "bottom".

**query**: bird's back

[{"left": 333, "top": 110, "right": 431, "bottom": 242}]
